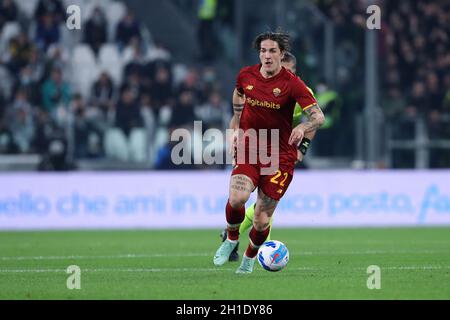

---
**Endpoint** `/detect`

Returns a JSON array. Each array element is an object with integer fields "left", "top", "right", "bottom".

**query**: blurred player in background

[
  {"left": 213, "top": 31, "right": 324, "bottom": 273},
  {"left": 219, "top": 51, "right": 318, "bottom": 262}
]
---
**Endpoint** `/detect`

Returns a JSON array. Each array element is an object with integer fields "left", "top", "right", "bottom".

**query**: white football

[{"left": 257, "top": 240, "right": 289, "bottom": 272}]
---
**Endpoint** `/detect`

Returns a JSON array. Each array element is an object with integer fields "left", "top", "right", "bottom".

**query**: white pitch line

[
  {"left": 0, "top": 267, "right": 232, "bottom": 273},
  {"left": 1, "top": 249, "right": 448, "bottom": 261},
  {"left": 0, "top": 253, "right": 210, "bottom": 261},
  {"left": 299, "top": 249, "right": 450, "bottom": 255},
  {"left": 0, "top": 266, "right": 449, "bottom": 274}
]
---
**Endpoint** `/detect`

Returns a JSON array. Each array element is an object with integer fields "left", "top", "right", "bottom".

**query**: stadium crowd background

[{"left": 0, "top": 0, "right": 449, "bottom": 170}]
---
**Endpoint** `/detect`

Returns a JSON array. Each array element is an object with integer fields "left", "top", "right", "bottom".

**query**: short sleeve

[
  {"left": 235, "top": 69, "right": 245, "bottom": 95},
  {"left": 291, "top": 77, "right": 317, "bottom": 110}
]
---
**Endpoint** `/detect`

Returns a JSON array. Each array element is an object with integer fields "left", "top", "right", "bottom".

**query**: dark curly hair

[{"left": 253, "top": 31, "right": 291, "bottom": 52}]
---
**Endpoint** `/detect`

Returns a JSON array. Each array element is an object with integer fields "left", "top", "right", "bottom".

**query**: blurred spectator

[
  {"left": 41, "top": 67, "right": 71, "bottom": 122},
  {"left": 70, "top": 93, "right": 103, "bottom": 159},
  {"left": 170, "top": 90, "right": 196, "bottom": 129},
  {"left": 201, "top": 66, "right": 220, "bottom": 93},
  {"left": 426, "top": 73, "right": 443, "bottom": 115},
  {"left": 35, "top": 13, "right": 60, "bottom": 51},
  {"left": 12, "top": 48, "right": 45, "bottom": 106},
  {"left": 6, "top": 89, "right": 35, "bottom": 153},
  {"left": 27, "top": 47, "right": 46, "bottom": 83},
  {"left": 310, "top": 82, "right": 341, "bottom": 157},
  {"left": 197, "top": 0, "right": 219, "bottom": 63},
  {"left": 6, "top": 31, "right": 33, "bottom": 74},
  {"left": 150, "top": 63, "right": 174, "bottom": 114},
  {"left": 195, "top": 91, "right": 229, "bottom": 131},
  {"left": 114, "top": 88, "right": 143, "bottom": 136},
  {"left": 104, "top": 88, "right": 147, "bottom": 162},
  {"left": 34, "top": 0, "right": 65, "bottom": 23},
  {"left": 123, "top": 40, "right": 147, "bottom": 80},
  {"left": 32, "top": 109, "right": 53, "bottom": 154},
  {"left": 0, "top": 0, "right": 18, "bottom": 32},
  {"left": 90, "top": 72, "right": 116, "bottom": 113},
  {"left": 13, "top": 66, "right": 40, "bottom": 108},
  {"left": 37, "top": 126, "right": 70, "bottom": 171},
  {"left": 44, "top": 44, "right": 69, "bottom": 80},
  {"left": 406, "top": 80, "right": 427, "bottom": 118},
  {"left": 120, "top": 71, "right": 144, "bottom": 103},
  {"left": 84, "top": 7, "right": 108, "bottom": 56},
  {"left": 382, "top": 86, "right": 406, "bottom": 120},
  {"left": 177, "top": 68, "right": 204, "bottom": 105},
  {"left": 115, "top": 9, "right": 142, "bottom": 50}
]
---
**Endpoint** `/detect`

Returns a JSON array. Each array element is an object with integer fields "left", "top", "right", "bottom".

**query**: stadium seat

[
  {"left": 104, "top": 127, "right": 148, "bottom": 163},
  {"left": 73, "top": 66, "right": 101, "bottom": 99},
  {"left": 72, "top": 44, "right": 97, "bottom": 65},
  {"left": 59, "top": 24, "right": 82, "bottom": 52},
  {"left": 98, "top": 44, "right": 121, "bottom": 63},
  {"left": 13, "top": 0, "right": 39, "bottom": 19},
  {"left": 0, "top": 22, "right": 21, "bottom": 52},
  {"left": 172, "top": 63, "right": 189, "bottom": 87},
  {"left": 129, "top": 128, "right": 148, "bottom": 163},
  {"left": 104, "top": 128, "right": 129, "bottom": 162},
  {"left": 71, "top": 44, "right": 99, "bottom": 98},
  {"left": 98, "top": 44, "right": 123, "bottom": 85},
  {"left": 147, "top": 45, "right": 171, "bottom": 62}
]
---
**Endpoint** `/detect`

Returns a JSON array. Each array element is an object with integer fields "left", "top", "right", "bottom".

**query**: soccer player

[
  {"left": 220, "top": 51, "right": 318, "bottom": 262},
  {"left": 213, "top": 31, "right": 325, "bottom": 273}
]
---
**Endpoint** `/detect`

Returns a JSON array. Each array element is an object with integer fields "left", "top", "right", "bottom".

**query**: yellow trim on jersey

[{"left": 302, "top": 103, "right": 317, "bottom": 111}]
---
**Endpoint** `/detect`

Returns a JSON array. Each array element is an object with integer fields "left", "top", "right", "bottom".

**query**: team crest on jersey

[
  {"left": 273, "top": 88, "right": 281, "bottom": 97},
  {"left": 246, "top": 85, "right": 254, "bottom": 91}
]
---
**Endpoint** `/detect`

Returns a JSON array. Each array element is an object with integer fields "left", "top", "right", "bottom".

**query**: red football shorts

[{"left": 231, "top": 162, "right": 294, "bottom": 201}]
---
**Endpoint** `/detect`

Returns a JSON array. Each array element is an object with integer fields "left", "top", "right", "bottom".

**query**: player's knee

[{"left": 229, "top": 192, "right": 249, "bottom": 209}]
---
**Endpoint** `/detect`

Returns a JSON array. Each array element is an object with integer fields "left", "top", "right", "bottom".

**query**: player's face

[
  {"left": 259, "top": 39, "right": 283, "bottom": 76},
  {"left": 282, "top": 61, "right": 296, "bottom": 74}
]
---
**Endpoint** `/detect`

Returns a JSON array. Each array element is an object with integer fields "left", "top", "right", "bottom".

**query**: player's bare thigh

[
  {"left": 228, "top": 174, "right": 254, "bottom": 209},
  {"left": 253, "top": 189, "right": 278, "bottom": 231}
]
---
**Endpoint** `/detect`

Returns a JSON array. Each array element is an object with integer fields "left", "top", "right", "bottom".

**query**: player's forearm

[
  {"left": 304, "top": 130, "right": 316, "bottom": 141},
  {"left": 231, "top": 89, "right": 245, "bottom": 129},
  {"left": 298, "top": 104, "right": 324, "bottom": 133}
]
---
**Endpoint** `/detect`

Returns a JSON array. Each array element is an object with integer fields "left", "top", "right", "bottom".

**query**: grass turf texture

[{"left": 0, "top": 228, "right": 449, "bottom": 299}]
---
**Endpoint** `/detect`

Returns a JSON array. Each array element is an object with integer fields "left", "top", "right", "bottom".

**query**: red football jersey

[{"left": 235, "top": 64, "right": 317, "bottom": 165}]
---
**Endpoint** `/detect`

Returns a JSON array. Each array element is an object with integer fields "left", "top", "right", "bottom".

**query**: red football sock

[
  {"left": 245, "top": 226, "right": 270, "bottom": 258},
  {"left": 226, "top": 201, "right": 245, "bottom": 241}
]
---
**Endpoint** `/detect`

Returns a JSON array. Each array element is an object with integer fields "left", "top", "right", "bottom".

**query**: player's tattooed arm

[
  {"left": 230, "top": 89, "right": 245, "bottom": 130},
  {"left": 300, "top": 104, "right": 325, "bottom": 133},
  {"left": 289, "top": 104, "right": 324, "bottom": 146}
]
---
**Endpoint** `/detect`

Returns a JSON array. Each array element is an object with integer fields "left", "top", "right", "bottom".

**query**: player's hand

[{"left": 288, "top": 125, "right": 305, "bottom": 147}]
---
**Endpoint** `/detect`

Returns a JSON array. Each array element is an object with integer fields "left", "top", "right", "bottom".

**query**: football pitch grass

[{"left": 0, "top": 227, "right": 449, "bottom": 300}]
